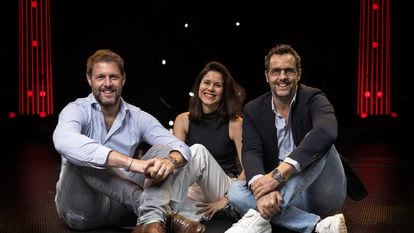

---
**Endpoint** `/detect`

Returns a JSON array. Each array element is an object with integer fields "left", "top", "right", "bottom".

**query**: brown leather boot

[
  {"left": 169, "top": 214, "right": 205, "bottom": 233},
  {"left": 131, "top": 221, "right": 166, "bottom": 233}
]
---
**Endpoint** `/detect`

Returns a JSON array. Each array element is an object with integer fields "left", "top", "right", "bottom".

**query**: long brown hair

[{"left": 189, "top": 61, "right": 246, "bottom": 122}]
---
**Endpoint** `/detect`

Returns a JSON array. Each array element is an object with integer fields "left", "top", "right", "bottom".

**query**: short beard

[{"left": 92, "top": 88, "right": 120, "bottom": 107}]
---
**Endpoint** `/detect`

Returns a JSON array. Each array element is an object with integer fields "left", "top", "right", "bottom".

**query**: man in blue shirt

[{"left": 53, "top": 49, "right": 205, "bottom": 233}]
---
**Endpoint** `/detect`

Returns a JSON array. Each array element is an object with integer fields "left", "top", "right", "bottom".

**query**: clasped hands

[
  {"left": 128, "top": 157, "right": 177, "bottom": 188},
  {"left": 250, "top": 173, "right": 283, "bottom": 220}
]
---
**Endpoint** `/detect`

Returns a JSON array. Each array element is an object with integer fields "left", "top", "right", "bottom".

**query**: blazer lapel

[{"left": 260, "top": 95, "right": 278, "bottom": 162}]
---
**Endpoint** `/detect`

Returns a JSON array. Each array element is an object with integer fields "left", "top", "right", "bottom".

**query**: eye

[
  {"left": 269, "top": 68, "right": 282, "bottom": 76},
  {"left": 285, "top": 68, "right": 297, "bottom": 75},
  {"left": 268, "top": 68, "right": 297, "bottom": 77}
]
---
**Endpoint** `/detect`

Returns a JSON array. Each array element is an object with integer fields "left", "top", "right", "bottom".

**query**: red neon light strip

[
  {"left": 357, "top": 0, "right": 391, "bottom": 117},
  {"left": 19, "top": 0, "right": 54, "bottom": 116},
  {"left": 386, "top": 0, "right": 391, "bottom": 114}
]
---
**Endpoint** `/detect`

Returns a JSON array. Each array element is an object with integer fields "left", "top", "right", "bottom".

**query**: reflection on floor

[{"left": 1, "top": 117, "right": 411, "bottom": 233}]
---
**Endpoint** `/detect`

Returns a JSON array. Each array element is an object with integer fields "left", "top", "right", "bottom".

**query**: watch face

[
  {"left": 272, "top": 169, "right": 278, "bottom": 178},
  {"left": 272, "top": 169, "right": 282, "bottom": 182}
]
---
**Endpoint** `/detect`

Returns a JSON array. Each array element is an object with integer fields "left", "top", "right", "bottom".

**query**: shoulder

[
  {"left": 296, "top": 84, "right": 331, "bottom": 107},
  {"left": 61, "top": 95, "right": 92, "bottom": 114},
  {"left": 245, "top": 92, "right": 272, "bottom": 111},
  {"left": 297, "top": 84, "right": 324, "bottom": 98},
  {"left": 174, "top": 112, "right": 190, "bottom": 130},
  {"left": 175, "top": 112, "right": 189, "bottom": 123},
  {"left": 124, "top": 102, "right": 147, "bottom": 118},
  {"left": 229, "top": 116, "right": 243, "bottom": 134},
  {"left": 173, "top": 112, "right": 189, "bottom": 140},
  {"left": 123, "top": 102, "right": 161, "bottom": 125},
  {"left": 229, "top": 116, "right": 243, "bottom": 128}
]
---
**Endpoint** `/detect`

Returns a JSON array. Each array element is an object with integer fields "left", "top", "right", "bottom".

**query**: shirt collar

[
  {"left": 271, "top": 92, "right": 297, "bottom": 114},
  {"left": 88, "top": 93, "right": 129, "bottom": 115}
]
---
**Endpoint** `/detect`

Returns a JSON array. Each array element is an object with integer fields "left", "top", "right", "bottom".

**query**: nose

[
  {"left": 280, "top": 70, "right": 289, "bottom": 77},
  {"left": 278, "top": 71, "right": 289, "bottom": 80},
  {"left": 207, "top": 83, "right": 215, "bottom": 91},
  {"left": 103, "top": 77, "right": 112, "bottom": 86}
]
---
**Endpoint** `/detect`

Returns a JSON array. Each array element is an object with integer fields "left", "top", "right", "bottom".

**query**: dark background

[
  {"left": 1, "top": 0, "right": 412, "bottom": 137},
  {"left": 0, "top": 2, "right": 413, "bottom": 232}
]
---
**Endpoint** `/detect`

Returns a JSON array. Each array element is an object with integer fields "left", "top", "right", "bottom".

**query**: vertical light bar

[
  {"left": 357, "top": 0, "right": 392, "bottom": 118},
  {"left": 18, "top": 0, "right": 54, "bottom": 117}
]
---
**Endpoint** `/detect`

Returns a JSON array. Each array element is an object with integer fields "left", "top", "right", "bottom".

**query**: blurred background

[
  {"left": 1, "top": 1, "right": 413, "bottom": 232},
  {"left": 1, "top": 0, "right": 412, "bottom": 140}
]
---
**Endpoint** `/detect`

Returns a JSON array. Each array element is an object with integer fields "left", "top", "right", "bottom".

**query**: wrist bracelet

[{"left": 127, "top": 158, "right": 134, "bottom": 171}]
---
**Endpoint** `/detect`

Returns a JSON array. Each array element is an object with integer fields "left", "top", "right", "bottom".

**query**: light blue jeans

[
  {"left": 227, "top": 145, "right": 347, "bottom": 233},
  {"left": 55, "top": 144, "right": 189, "bottom": 230}
]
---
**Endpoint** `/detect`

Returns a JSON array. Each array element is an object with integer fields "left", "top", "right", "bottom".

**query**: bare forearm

[
  {"left": 106, "top": 150, "right": 130, "bottom": 167},
  {"left": 106, "top": 150, "right": 147, "bottom": 173}
]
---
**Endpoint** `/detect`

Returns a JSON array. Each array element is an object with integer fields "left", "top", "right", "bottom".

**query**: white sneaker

[
  {"left": 225, "top": 209, "right": 272, "bottom": 233},
  {"left": 315, "top": 213, "right": 348, "bottom": 233}
]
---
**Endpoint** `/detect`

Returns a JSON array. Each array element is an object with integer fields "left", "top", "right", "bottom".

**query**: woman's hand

[{"left": 195, "top": 196, "right": 228, "bottom": 220}]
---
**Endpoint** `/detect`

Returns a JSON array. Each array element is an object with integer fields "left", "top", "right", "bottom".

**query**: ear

[
  {"left": 86, "top": 75, "right": 92, "bottom": 86},
  {"left": 122, "top": 74, "right": 126, "bottom": 86},
  {"left": 297, "top": 69, "right": 302, "bottom": 81},
  {"left": 265, "top": 71, "right": 269, "bottom": 83}
]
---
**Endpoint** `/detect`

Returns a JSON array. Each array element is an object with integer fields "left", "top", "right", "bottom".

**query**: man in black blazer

[{"left": 226, "top": 44, "right": 366, "bottom": 233}]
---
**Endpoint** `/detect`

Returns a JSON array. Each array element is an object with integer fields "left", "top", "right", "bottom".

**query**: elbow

[{"left": 52, "top": 130, "right": 69, "bottom": 153}]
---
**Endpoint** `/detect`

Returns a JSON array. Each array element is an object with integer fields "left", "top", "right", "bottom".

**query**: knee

[
  {"left": 227, "top": 180, "right": 256, "bottom": 215},
  {"left": 143, "top": 144, "right": 172, "bottom": 159},
  {"left": 227, "top": 180, "right": 250, "bottom": 203},
  {"left": 310, "top": 189, "right": 346, "bottom": 217},
  {"left": 58, "top": 208, "right": 94, "bottom": 230},
  {"left": 190, "top": 144, "right": 208, "bottom": 155},
  {"left": 189, "top": 144, "right": 210, "bottom": 163}
]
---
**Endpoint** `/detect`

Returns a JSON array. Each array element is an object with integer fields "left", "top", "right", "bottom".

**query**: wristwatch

[
  {"left": 164, "top": 156, "right": 179, "bottom": 168},
  {"left": 271, "top": 168, "right": 285, "bottom": 183}
]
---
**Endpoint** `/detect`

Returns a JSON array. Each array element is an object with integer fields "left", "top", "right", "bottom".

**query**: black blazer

[{"left": 242, "top": 84, "right": 367, "bottom": 201}]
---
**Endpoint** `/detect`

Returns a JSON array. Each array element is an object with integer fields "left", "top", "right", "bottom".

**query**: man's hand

[
  {"left": 251, "top": 174, "right": 279, "bottom": 200},
  {"left": 143, "top": 157, "right": 176, "bottom": 188},
  {"left": 256, "top": 190, "right": 283, "bottom": 220}
]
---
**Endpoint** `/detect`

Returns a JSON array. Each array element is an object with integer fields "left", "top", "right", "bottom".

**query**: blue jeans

[
  {"left": 55, "top": 144, "right": 189, "bottom": 230},
  {"left": 227, "top": 145, "right": 347, "bottom": 233}
]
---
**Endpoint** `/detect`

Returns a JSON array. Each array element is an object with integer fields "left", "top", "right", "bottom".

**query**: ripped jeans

[{"left": 55, "top": 144, "right": 190, "bottom": 230}]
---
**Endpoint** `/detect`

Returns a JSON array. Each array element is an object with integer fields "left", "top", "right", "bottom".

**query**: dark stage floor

[{"left": 1, "top": 117, "right": 412, "bottom": 233}]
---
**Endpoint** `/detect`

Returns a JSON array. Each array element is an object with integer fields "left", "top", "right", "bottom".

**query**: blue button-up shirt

[{"left": 53, "top": 94, "right": 191, "bottom": 172}]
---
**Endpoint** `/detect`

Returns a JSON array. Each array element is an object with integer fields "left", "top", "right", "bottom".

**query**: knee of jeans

[
  {"left": 228, "top": 180, "right": 246, "bottom": 194},
  {"left": 312, "top": 190, "right": 346, "bottom": 217},
  {"left": 227, "top": 181, "right": 247, "bottom": 203},
  {"left": 59, "top": 209, "right": 92, "bottom": 230}
]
